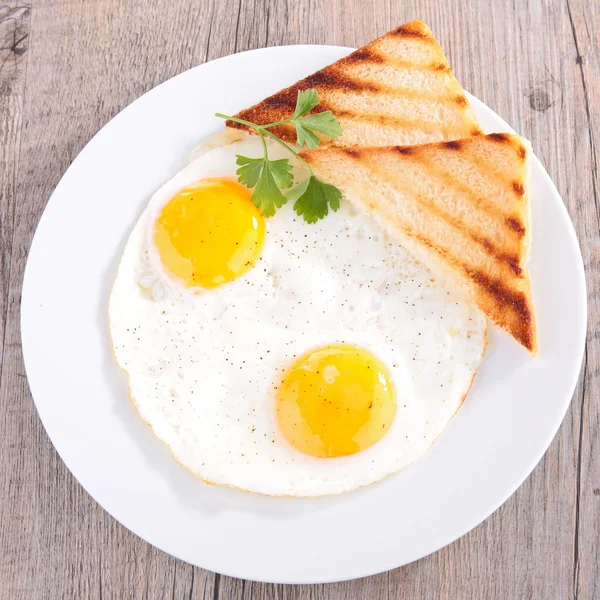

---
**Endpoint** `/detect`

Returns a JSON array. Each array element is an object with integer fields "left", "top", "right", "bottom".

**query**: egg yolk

[
  {"left": 277, "top": 344, "right": 396, "bottom": 458},
  {"left": 154, "top": 179, "right": 265, "bottom": 288}
]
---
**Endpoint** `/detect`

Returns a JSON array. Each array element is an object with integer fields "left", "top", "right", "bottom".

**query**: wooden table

[{"left": 1, "top": 0, "right": 598, "bottom": 597}]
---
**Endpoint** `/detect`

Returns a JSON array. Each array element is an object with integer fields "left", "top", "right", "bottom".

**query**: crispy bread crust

[{"left": 227, "top": 20, "right": 482, "bottom": 147}]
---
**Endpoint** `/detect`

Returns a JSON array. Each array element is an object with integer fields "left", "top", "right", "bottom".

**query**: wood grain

[
  {"left": 0, "top": 0, "right": 597, "bottom": 598},
  {"left": 0, "top": 0, "right": 29, "bottom": 413}
]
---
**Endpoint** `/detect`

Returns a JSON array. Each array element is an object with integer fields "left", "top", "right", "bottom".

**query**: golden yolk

[
  {"left": 277, "top": 344, "right": 396, "bottom": 458},
  {"left": 154, "top": 179, "right": 265, "bottom": 288}
]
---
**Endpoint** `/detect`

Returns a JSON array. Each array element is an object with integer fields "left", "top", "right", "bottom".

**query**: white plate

[{"left": 21, "top": 45, "right": 587, "bottom": 584}]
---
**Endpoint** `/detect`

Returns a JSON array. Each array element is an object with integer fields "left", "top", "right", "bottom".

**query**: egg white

[{"left": 109, "top": 136, "right": 487, "bottom": 497}]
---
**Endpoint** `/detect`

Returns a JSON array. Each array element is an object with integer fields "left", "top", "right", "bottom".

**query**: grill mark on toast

[
  {"left": 444, "top": 140, "right": 462, "bottom": 150},
  {"left": 328, "top": 107, "right": 472, "bottom": 134},
  {"left": 332, "top": 84, "right": 471, "bottom": 104},
  {"left": 342, "top": 148, "right": 362, "bottom": 159},
  {"left": 504, "top": 255, "right": 523, "bottom": 276},
  {"left": 336, "top": 111, "right": 441, "bottom": 132},
  {"left": 392, "top": 147, "right": 523, "bottom": 226},
  {"left": 468, "top": 153, "right": 529, "bottom": 194},
  {"left": 486, "top": 134, "right": 530, "bottom": 162},
  {"left": 351, "top": 154, "right": 525, "bottom": 276},
  {"left": 341, "top": 47, "right": 385, "bottom": 64},
  {"left": 488, "top": 133, "right": 528, "bottom": 153},
  {"left": 303, "top": 69, "right": 381, "bottom": 92},
  {"left": 322, "top": 85, "right": 476, "bottom": 112},
  {"left": 333, "top": 62, "right": 471, "bottom": 100},
  {"left": 393, "top": 146, "right": 416, "bottom": 155},
  {"left": 429, "top": 137, "right": 530, "bottom": 201},
  {"left": 350, "top": 57, "right": 451, "bottom": 72},
  {"left": 415, "top": 199, "right": 524, "bottom": 276},
  {"left": 465, "top": 267, "right": 534, "bottom": 350},
  {"left": 392, "top": 23, "right": 433, "bottom": 40},
  {"left": 233, "top": 67, "right": 384, "bottom": 119},
  {"left": 506, "top": 216, "right": 526, "bottom": 236},
  {"left": 262, "top": 95, "right": 296, "bottom": 108},
  {"left": 410, "top": 229, "right": 530, "bottom": 318},
  {"left": 407, "top": 233, "right": 533, "bottom": 350},
  {"left": 488, "top": 133, "right": 511, "bottom": 143},
  {"left": 334, "top": 121, "right": 475, "bottom": 146},
  {"left": 512, "top": 181, "right": 525, "bottom": 196}
]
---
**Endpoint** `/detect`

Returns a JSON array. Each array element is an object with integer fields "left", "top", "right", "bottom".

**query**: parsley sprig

[{"left": 215, "top": 89, "right": 343, "bottom": 223}]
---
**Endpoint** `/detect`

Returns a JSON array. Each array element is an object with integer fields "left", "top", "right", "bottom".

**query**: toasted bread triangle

[
  {"left": 301, "top": 133, "right": 537, "bottom": 354},
  {"left": 227, "top": 20, "right": 482, "bottom": 147}
]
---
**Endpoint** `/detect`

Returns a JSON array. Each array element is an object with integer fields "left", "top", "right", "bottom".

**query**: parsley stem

[
  {"left": 261, "top": 118, "right": 292, "bottom": 129},
  {"left": 214, "top": 114, "right": 257, "bottom": 129},
  {"left": 214, "top": 113, "right": 314, "bottom": 174},
  {"left": 258, "top": 129, "right": 268, "bottom": 157},
  {"left": 259, "top": 128, "right": 313, "bottom": 174},
  {"left": 214, "top": 113, "right": 291, "bottom": 131}
]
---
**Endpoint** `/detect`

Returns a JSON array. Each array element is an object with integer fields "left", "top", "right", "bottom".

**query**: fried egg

[{"left": 109, "top": 135, "right": 486, "bottom": 496}]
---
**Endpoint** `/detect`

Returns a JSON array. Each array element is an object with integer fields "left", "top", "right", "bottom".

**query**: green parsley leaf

[
  {"left": 292, "top": 89, "right": 319, "bottom": 119},
  {"left": 296, "top": 111, "right": 343, "bottom": 140},
  {"left": 293, "top": 111, "right": 343, "bottom": 149},
  {"left": 218, "top": 90, "right": 343, "bottom": 222},
  {"left": 236, "top": 155, "right": 293, "bottom": 217},
  {"left": 252, "top": 167, "right": 286, "bottom": 217},
  {"left": 287, "top": 175, "right": 342, "bottom": 224},
  {"left": 264, "top": 158, "right": 294, "bottom": 189},
  {"left": 235, "top": 156, "right": 264, "bottom": 188},
  {"left": 293, "top": 121, "right": 321, "bottom": 149},
  {"left": 291, "top": 89, "right": 343, "bottom": 147}
]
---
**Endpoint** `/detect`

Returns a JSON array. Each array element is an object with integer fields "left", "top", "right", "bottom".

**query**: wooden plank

[
  {"left": 0, "top": 0, "right": 595, "bottom": 598},
  {"left": 0, "top": 0, "right": 30, "bottom": 403},
  {"left": 0, "top": 2, "right": 32, "bottom": 598},
  {"left": 564, "top": 2, "right": 600, "bottom": 599}
]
